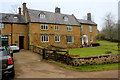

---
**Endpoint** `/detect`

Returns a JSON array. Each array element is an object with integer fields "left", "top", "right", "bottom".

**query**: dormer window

[
  {"left": 63, "top": 16, "right": 68, "bottom": 21},
  {"left": 13, "top": 16, "right": 18, "bottom": 20},
  {"left": 39, "top": 13, "right": 45, "bottom": 19}
]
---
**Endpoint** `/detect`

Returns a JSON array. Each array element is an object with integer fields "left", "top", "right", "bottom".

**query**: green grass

[
  {"left": 67, "top": 41, "right": 118, "bottom": 57},
  {"left": 47, "top": 60, "right": 120, "bottom": 72}
]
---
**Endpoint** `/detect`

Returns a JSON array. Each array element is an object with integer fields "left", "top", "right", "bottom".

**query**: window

[
  {"left": 0, "top": 23, "right": 4, "bottom": 29},
  {"left": 63, "top": 16, "right": 68, "bottom": 21},
  {"left": 80, "top": 25, "right": 83, "bottom": 32},
  {"left": 90, "top": 35, "right": 93, "bottom": 42},
  {"left": 67, "top": 26, "right": 72, "bottom": 31},
  {"left": 55, "top": 36, "right": 60, "bottom": 42},
  {"left": 41, "top": 25, "right": 48, "bottom": 30},
  {"left": 54, "top": 25, "right": 59, "bottom": 31},
  {"left": 14, "top": 16, "right": 18, "bottom": 21},
  {"left": 67, "top": 36, "right": 73, "bottom": 43},
  {"left": 41, "top": 35, "right": 49, "bottom": 42},
  {"left": 39, "top": 13, "right": 45, "bottom": 19},
  {"left": 89, "top": 26, "right": 92, "bottom": 32}
]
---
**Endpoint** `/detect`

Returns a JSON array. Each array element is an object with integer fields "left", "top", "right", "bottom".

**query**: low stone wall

[
  {"left": 30, "top": 45, "right": 120, "bottom": 66},
  {"left": 71, "top": 54, "right": 120, "bottom": 66}
]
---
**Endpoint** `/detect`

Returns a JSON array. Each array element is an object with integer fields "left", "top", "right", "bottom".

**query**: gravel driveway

[{"left": 13, "top": 50, "right": 119, "bottom": 78}]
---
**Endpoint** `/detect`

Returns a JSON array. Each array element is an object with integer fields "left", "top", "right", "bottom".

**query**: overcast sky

[{"left": 0, "top": 0, "right": 119, "bottom": 31}]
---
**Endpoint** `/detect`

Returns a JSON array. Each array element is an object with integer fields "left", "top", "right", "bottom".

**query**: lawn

[
  {"left": 67, "top": 41, "right": 118, "bottom": 57},
  {"left": 47, "top": 60, "right": 119, "bottom": 72}
]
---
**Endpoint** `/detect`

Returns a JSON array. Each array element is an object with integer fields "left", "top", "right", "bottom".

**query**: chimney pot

[
  {"left": 87, "top": 13, "right": 91, "bottom": 21},
  {"left": 55, "top": 7, "right": 60, "bottom": 13},
  {"left": 18, "top": 7, "right": 21, "bottom": 15},
  {"left": 23, "top": 2, "right": 27, "bottom": 16}
]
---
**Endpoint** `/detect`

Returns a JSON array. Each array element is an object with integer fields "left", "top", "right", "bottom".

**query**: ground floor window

[
  {"left": 67, "top": 36, "right": 73, "bottom": 43},
  {"left": 90, "top": 35, "right": 93, "bottom": 42},
  {"left": 55, "top": 36, "right": 60, "bottom": 42},
  {"left": 41, "top": 35, "right": 49, "bottom": 42}
]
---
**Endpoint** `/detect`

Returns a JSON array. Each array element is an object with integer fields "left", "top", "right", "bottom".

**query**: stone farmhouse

[{"left": 0, "top": 3, "right": 98, "bottom": 49}]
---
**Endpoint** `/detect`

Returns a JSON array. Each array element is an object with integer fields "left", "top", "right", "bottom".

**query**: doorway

[{"left": 19, "top": 36, "right": 24, "bottom": 49}]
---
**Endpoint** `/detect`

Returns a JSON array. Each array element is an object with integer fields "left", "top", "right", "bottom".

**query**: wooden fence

[{"left": 30, "top": 45, "right": 120, "bottom": 66}]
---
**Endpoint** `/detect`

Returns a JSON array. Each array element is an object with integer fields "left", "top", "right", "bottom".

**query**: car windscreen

[{"left": 0, "top": 50, "right": 7, "bottom": 57}]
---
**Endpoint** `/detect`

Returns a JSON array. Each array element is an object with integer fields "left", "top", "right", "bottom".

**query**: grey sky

[{"left": 0, "top": 0, "right": 119, "bottom": 31}]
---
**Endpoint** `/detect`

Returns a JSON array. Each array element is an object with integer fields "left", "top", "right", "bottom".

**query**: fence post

[
  {"left": 42, "top": 49, "right": 46, "bottom": 59},
  {"left": 66, "top": 50, "right": 69, "bottom": 64},
  {"left": 53, "top": 50, "right": 57, "bottom": 61}
]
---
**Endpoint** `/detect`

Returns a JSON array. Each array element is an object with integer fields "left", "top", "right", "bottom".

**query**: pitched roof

[
  {"left": 77, "top": 19, "right": 97, "bottom": 26},
  {"left": 0, "top": 13, "right": 26, "bottom": 23},
  {"left": 28, "top": 9, "right": 80, "bottom": 26}
]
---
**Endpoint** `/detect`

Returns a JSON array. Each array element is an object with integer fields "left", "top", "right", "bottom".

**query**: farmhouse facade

[{"left": 0, "top": 3, "right": 98, "bottom": 49}]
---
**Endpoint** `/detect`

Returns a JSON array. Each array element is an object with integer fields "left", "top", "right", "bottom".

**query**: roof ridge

[{"left": 28, "top": 8, "right": 72, "bottom": 16}]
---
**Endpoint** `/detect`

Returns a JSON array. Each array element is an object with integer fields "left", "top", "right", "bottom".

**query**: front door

[
  {"left": 19, "top": 36, "right": 24, "bottom": 49},
  {"left": 2, "top": 36, "right": 8, "bottom": 47}
]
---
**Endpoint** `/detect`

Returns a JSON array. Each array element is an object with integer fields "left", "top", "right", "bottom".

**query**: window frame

[
  {"left": 80, "top": 25, "right": 83, "bottom": 32},
  {"left": 39, "top": 13, "right": 45, "bottom": 19},
  {"left": 55, "top": 36, "right": 60, "bottom": 42},
  {"left": 41, "top": 24, "right": 48, "bottom": 30},
  {"left": 54, "top": 25, "right": 59, "bottom": 31},
  {"left": 67, "top": 36, "right": 74, "bottom": 43},
  {"left": 90, "top": 35, "right": 93, "bottom": 42},
  {"left": 67, "top": 26, "right": 72, "bottom": 31},
  {"left": 41, "top": 35, "right": 49, "bottom": 42},
  {"left": 0, "top": 23, "right": 4, "bottom": 29},
  {"left": 63, "top": 16, "right": 68, "bottom": 21},
  {"left": 89, "top": 26, "right": 92, "bottom": 32}
]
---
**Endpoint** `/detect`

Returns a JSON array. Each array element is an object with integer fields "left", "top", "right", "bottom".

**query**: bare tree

[{"left": 102, "top": 13, "right": 116, "bottom": 41}]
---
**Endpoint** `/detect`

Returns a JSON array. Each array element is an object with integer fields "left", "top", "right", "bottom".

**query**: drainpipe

[{"left": 11, "top": 24, "right": 13, "bottom": 44}]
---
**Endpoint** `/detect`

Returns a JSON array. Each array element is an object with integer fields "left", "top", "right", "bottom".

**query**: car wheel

[{"left": 10, "top": 68, "right": 15, "bottom": 78}]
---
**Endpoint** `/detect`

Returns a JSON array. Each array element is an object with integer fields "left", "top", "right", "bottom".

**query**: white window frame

[
  {"left": 40, "top": 13, "right": 45, "bottom": 19},
  {"left": 54, "top": 25, "right": 59, "bottom": 31},
  {"left": 63, "top": 16, "right": 68, "bottom": 21},
  {"left": 89, "top": 26, "right": 92, "bottom": 32},
  {"left": 67, "top": 26, "right": 72, "bottom": 31},
  {"left": 90, "top": 35, "right": 93, "bottom": 42},
  {"left": 41, "top": 35, "right": 49, "bottom": 42},
  {"left": 0, "top": 23, "right": 4, "bottom": 29},
  {"left": 55, "top": 36, "right": 60, "bottom": 42},
  {"left": 80, "top": 25, "right": 83, "bottom": 32},
  {"left": 67, "top": 36, "right": 74, "bottom": 43},
  {"left": 41, "top": 25, "right": 48, "bottom": 30}
]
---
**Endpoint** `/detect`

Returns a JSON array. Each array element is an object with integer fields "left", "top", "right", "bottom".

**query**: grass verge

[{"left": 47, "top": 60, "right": 120, "bottom": 72}]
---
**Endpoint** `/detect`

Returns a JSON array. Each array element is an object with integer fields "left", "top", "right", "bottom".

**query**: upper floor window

[
  {"left": 90, "top": 35, "right": 93, "bottom": 42},
  {"left": 55, "top": 36, "right": 60, "bottom": 42},
  {"left": 41, "top": 35, "right": 49, "bottom": 42},
  {"left": 63, "top": 16, "right": 68, "bottom": 21},
  {"left": 80, "top": 25, "right": 83, "bottom": 32},
  {"left": 41, "top": 25, "right": 48, "bottom": 30},
  {"left": 89, "top": 26, "right": 92, "bottom": 32},
  {"left": 39, "top": 13, "right": 45, "bottom": 19},
  {"left": 67, "top": 26, "right": 72, "bottom": 31},
  {"left": 0, "top": 23, "right": 4, "bottom": 29},
  {"left": 67, "top": 36, "right": 73, "bottom": 43},
  {"left": 54, "top": 25, "right": 59, "bottom": 31}
]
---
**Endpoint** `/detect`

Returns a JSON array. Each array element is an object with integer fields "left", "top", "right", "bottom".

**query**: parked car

[
  {"left": 8, "top": 44, "right": 20, "bottom": 52},
  {"left": 0, "top": 47, "right": 15, "bottom": 78}
]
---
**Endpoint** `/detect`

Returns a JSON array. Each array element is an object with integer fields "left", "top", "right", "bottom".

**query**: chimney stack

[
  {"left": 23, "top": 2, "right": 27, "bottom": 16},
  {"left": 18, "top": 7, "right": 21, "bottom": 15},
  {"left": 87, "top": 13, "right": 91, "bottom": 21},
  {"left": 55, "top": 7, "right": 60, "bottom": 13}
]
